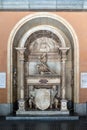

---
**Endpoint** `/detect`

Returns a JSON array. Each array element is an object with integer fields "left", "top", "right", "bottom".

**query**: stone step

[{"left": 6, "top": 114, "right": 79, "bottom": 121}]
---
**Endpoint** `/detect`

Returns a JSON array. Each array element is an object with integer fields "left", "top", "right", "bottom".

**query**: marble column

[
  {"left": 59, "top": 47, "right": 70, "bottom": 111},
  {"left": 16, "top": 47, "right": 26, "bottom": 112}
]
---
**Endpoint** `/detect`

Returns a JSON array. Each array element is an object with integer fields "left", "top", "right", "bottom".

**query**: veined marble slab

[{"left": 26, "top": 75, "right": 60, "bottom": 85}]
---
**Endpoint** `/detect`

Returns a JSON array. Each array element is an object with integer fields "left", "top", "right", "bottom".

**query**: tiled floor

[{"left": 0, "top": 116, "right": 87, "bottom": 130}]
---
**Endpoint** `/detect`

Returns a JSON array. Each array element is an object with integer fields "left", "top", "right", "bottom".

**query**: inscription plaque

[
  {"left": 81, "top": 72, "right": 87, "bottom": 88},
  {"left": 0, "top": 72, "right": 6, "bottom": 88}
]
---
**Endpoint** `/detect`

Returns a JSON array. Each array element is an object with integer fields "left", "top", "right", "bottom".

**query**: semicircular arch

[{"left": 7, "top": 12, "right": 79, "bottom": 105}]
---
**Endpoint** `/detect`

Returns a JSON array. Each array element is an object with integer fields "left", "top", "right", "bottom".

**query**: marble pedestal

[
  {"left": 61, "top": 99, "right": 68, "bottom": 112},
  {"left": 17, "top": 99, "right": 25, "bottom": 112},
  {"left": 16, "top": 110, "right": 69, "bottom": 115}
]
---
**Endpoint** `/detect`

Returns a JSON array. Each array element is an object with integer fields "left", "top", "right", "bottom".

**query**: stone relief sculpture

[
  {"left": 16, "top": 31, "right": 70, "bottom": 115},
  {"left": 29, "top": 37, "right": 58, "bottom": 53}
]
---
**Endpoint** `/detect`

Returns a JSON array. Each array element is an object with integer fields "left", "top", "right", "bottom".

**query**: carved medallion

[{"left": 35, "top": 89, "right": 50, "bottom": 110}]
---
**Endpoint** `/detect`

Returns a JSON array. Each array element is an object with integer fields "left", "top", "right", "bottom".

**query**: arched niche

[{"left": 7, "top": 13, "right": 79, "bottom": 112}]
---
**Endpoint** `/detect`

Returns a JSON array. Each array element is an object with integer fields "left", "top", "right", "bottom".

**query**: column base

[
  {"left": 61, "top": 99, "right": 68, "bottom": 111},
  {"left": 17, "top": 99, "right": 25, "bottom": 112}
]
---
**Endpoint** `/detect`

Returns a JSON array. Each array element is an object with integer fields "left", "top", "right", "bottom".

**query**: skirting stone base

[
  {"left": 16, "top": 110, "right": 69, "bottom": 115},
  {"left": 0, "top": 103, "right": 13, "bottom": 116},
  {"left": 74, "top": 103, "right": 87, "bottom": 116}
]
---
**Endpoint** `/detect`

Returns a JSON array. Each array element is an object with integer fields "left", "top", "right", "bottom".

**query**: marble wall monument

[
  {"left": 6, "top": 13, "right": 80, "bottom": 116},
  {"left": 14, "top": 30, "right": 71, "bottom": 115}
]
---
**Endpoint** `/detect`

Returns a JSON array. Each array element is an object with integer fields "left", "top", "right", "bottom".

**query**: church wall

[{"left": 0, "top": 11, "right": 87, "bottom": 105}]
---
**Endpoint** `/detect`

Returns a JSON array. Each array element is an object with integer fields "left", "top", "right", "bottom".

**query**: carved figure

[
  {"left": 37, "top": 53, "right": 55, "bottom": 75},
  {"left": 29, "top": 96, "right": 33, "bottom": 109},
  {"left": 39, "top": 53, "right": 47, "bottom": 64},
  {"left": 54, "top": 98, "right": 59, "bottom": 109},
  {"left": 36, "top": 64, "right": 51, "bottom": 75}
]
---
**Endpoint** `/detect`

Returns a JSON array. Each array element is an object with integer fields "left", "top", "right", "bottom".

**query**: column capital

[
  {"left": 58, "top": 47, "right": 70, "bottom": 60},
  {"left": 15, "top": 47, "right": 26, "bottom": 54},
  {"left": 15, "top": 47, "right": 26, "bottom": 61},
  {"left": 58, "top": 47, "right": 70, "bottom": 53}
]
